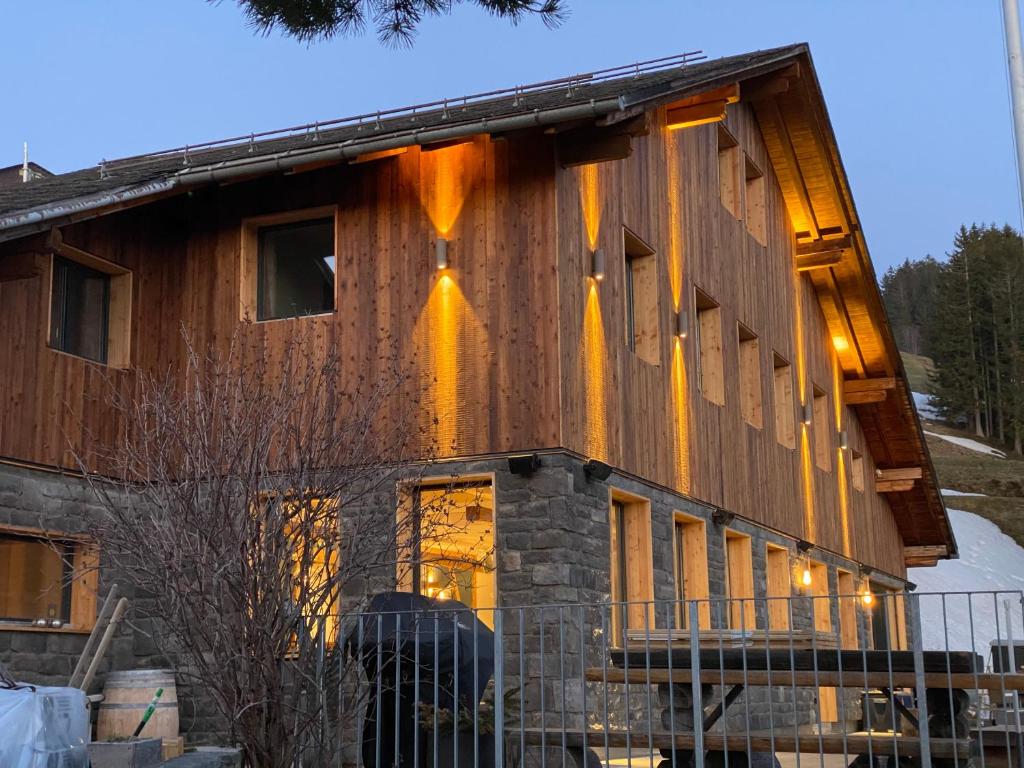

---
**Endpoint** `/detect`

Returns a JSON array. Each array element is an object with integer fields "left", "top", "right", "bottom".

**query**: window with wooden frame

[
  {"left": 812, "top": 386, "right": 831, "bottom": 471},
  {"left": 724, "top": 529, "right": 755, "bottom": 630},
  {"left": 851, "top": 450, "right": 865, "bottom": 492},
  {"left": 623, "top": 227, "right": 660, "bottom": 365},
  {"left": 808, "top": 560, "right": 838, "bottom": 722},
  {"left": 398, "top": 478, "right": 496, "bottom": 626},
  {"left": 0, "top": 525, "right": 97, "bottom": 632},
  {"left": 717, "top": 125, "right": 741, "bottom": 218},
  {"left": 738, "top": 324, "right": 762, "bottom": 429},
  {"left": 836, "top": 570, "right": 859, "bottom": 649},
  {"left": 868, "top": 587, "right": 908, "bottom": 651},
  {"left": 672, "top": 512, "right": 710, "bottom": 629},
  {"left": 695, "top": 288, "right": 724, "bottom": 406},
  {"left": 240, "top": 207, "right": 337, "bottom": 322},
  {"left": 744, "top": 154, "right": 766, "bottom": 245},
  {"left": 765, "top": 543, "right": 791, "bottom": 630},
  {"left": 48, "top": 241, "right": 132, "bottom": 368},
  {"left": 773, "top": 353, "right": 796, "bottom": 449},
  {"left": 609, "top": 492, "right": 654, "bottom": 643}
]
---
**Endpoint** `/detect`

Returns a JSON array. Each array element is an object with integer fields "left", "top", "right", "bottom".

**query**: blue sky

[{"left": 1, "top": 1, "right": 1016, "bottom": 271}]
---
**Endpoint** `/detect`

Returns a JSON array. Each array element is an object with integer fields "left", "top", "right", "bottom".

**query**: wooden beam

[
  {"left": 557, "top": 115, "right": 647, "bottom": 168},
  {"left": 845, "top": 390, "right": 887, "bottom": 405},
  {"left": 844, "top": 377, "right": 895, "bottom": 404},
  {"left": 877, "top": 467, "right": 923, "bottom": 482},
  {"left": 665, "top": 100, "right": 727, "bottom": 130},
  {"left": 876, "top": 479, "right": 916, "bottom": 493},
  {"left": 797, "top": 235, "right": 852, "bottom": 256},
  {"left": 742, "top": 63, "right": 801, "bottom": 102},
  {"left": 904, "top": 544, "right": 948, "bottom": 559},
  {"left": 752, "top": 98, "right": 819, "bottom": 240},
  {"left": 796, "top": 251, "right": 842, "bottom": 272},
  {"left": 348, "top": 147, "right": 408, "bottom": 164}
]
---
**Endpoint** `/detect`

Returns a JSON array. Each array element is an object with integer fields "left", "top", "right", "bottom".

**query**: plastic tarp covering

[{"left": 0, "top": 685, "right": 89, "bottom": 768}]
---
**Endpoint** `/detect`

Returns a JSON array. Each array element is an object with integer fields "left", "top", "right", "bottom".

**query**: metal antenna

[{"left": 21, "top": 142, "right": 29, "bottom": 183}]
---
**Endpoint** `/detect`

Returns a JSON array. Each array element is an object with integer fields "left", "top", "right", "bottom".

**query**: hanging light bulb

[
  {"left": 801, "top": 566, "right": 812, "bottom": 587},
  {"left": 862, "top": 589, "right": 874, "bottom": 606}
]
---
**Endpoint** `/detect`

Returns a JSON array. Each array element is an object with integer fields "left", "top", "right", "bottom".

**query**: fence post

[
  {"left": 688, "top": 601, "right": 704, "bottom": 767},
  {"left": 907, "top": 592, "right": 931, "bottom": 768},
  {"left": 494, "top": 608, "right": 505, "bottom": 768}
]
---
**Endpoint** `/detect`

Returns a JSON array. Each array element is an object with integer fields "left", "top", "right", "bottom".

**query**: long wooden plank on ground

[
  {"left": 585, "top": 666, "right": 1024, "bottom": 692},
  {"left": 515, "top": 728, "right": 972, "bottom": 758}
]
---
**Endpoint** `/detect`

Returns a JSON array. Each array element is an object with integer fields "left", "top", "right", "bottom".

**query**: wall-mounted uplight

[
  {"left": 801, "top": 564, "right": 813, "bottom": 587},
  {"left": 801, "top": 402, "right": 813, "bottom": 426},
  {"left": 795, "top": 539, "right": 813, "bottom": 586},
  {"left": 675, "top": 309, "right": 689, "bottom": 339},
  {"left": 435, "top": 238, "right": 449, "bottom": 271},
  {"left": 839, "top": 430, "right": 849, "bottom": 451},
  {"left": 591, "top": 248, "right": 606, "bottom": 281}
]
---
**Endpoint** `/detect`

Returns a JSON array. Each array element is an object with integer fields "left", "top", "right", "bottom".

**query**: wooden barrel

[{"left": 96, "top": 669, "right": 179, "bottom": 743}]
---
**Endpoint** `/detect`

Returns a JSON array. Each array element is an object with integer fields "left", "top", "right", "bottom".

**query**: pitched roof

[{"left": 0, "top": 45, "right": 805, "bottom": 239}]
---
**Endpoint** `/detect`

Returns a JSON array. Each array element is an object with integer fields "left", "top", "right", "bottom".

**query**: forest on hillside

[{"left": 880, "top": 224, "right": 1024, "bottom": 454}]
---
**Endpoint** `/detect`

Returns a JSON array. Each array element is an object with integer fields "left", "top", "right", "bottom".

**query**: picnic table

[{"left": 555, "top": 645, "right": 1024, "bottom": 768}]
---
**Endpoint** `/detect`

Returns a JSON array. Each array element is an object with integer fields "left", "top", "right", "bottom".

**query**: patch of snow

[
  {"left": 923, "top": 430, "right": 1007, "bottom": 458},
  {"left": 941, "top": 488, "right": 987, "bottom": 497},
  {"left": 913, "top": 391, "right": 941, "bottom": 420},
  {"left": 910, "top": 509, "right": 1024, "bottom": 653}
]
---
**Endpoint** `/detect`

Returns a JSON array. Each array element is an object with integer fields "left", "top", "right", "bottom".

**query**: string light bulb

[
  {"left": 801, "top": 566, "right": 812, "bottom": 587},
  {"left": 862, "top": 589, "right": 874, "bottom": 606}
]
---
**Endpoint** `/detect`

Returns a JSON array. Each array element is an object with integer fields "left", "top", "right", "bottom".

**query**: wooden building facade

[{"left": 0, "top": 46, "right": 952, "bottom": 685}]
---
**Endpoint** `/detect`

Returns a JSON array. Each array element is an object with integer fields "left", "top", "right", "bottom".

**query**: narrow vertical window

[
  {"left": 744, "top": 154, "right": 766, "bottom": 244},
  {"left": 773, "top": 353, "right": 796, "bottom": 448},
  {"left": 717, "top": 125, "right": 741, "bottom": 218},
  {"left": 695, "top": 288, "right": 724, "bottom": 406},
  {"left": 813, "top": 386, "right": 831, "bottom": 471},
  {"left": 50, "top": 256, "right": 111, "bottom": 364},
  {"left": 738, "top": 324, "right": 762, "bottom": 428},
  {"left": 672, "top": 513, "right": 709, "bottom": 629},
  {"left": 808, "top": 560, "right": 837, "bottom": 722},
  {"left": 836, "top": 570, "right": 859, "bottom": 649},
  {"left": 622, "top": 228, "right": 659, "bottom": 365},
  {"left": 851, "top": 450, "right": 865, "bottom": 492},
  {"left": 765, "top": 544, "right": 791, "bottom": 630},
  {"left": 724, "top": 530, "right": 755, "bottom": 630},
  {"left": 609, "top": 493, "right": 654, "bottom": 642}
]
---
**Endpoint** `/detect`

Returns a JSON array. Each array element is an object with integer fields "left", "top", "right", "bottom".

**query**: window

[
  {"left": 623, "top": 228, "right": 660, "bottom": 365},
  {"left": 695, "top": 288, "right": 724, "bottom": 406},
  {"left": 401, "top": 480, "right": 496, "bottom": 625},
  {"left": 672, "top": 512, "right": 709, "bottom": 629},
  {"left": 765, "top": 544, "right": 791, "bottom": 630},
  {"left": 738, "top": 324, "right": 762, "bottom": 428},
  {"left": 609, "top": 492, "right": 654, "bottom": 641},
  {"left": 744, "top": 155, "right": 766, "bottom": 244},
  {"left": 773, "top": 354, "right": 796, "bottom": 449},
  {"left": 48, "top": 248, "right": 132, "bottom": 367},
  {"left": 717, "top": 125, "right": 741, "bottom": 218},
  {"left": 724, "top": 530, "right": 755, "bottom": 630},
  {"left": 851, "top": 450, "right": 865, "bottom": 492},
  {"left": 807, "top": 560, "right": 838, "bottom": 722},
  {"left": 240, "top": 208, "right": 337, "bottom": 322},
  {"left": 869, "top": 587, "right": 908, "bottom": 651},
  {"left": 0, "top": 527, "right": 97, "bottom": 631},
  {"left": 836, "top": 570, "right": 859, "bottom": 649},
  {"left": 813, "top": 386, "right": 831, "bottom": 471}
]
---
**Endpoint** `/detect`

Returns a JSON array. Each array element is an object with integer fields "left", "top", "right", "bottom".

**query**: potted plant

[
  {"left": 87, "top": 737, "right": 163, "bottom": 768},
  {"left": 419, "top": 687, "right": 520, "bottom": 768}
]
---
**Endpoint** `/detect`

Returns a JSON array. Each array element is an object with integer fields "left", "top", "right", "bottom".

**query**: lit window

[
  {"left": 836, "top": 570, "right": 859, "bottom": 649},
  {"left": 765, "top": 544, "right": 790, "bottom": 630},
  {"left": 724, "top": 530, "right": 755, "bottom": 629},
  {"left": 738, "top": 324, "right": 762, "bottom": 429},
  {"left": 623, "top": 228, "right": 659, "bottom": 365},
  {"left": 0, "top": 528, "right": 97, "bottom": 630},
  {"left": 609, "top": 493, "right": 654, "bottom": 641},
  {"left": 402, "top": 481, "right": 496, "bottom": 625},
  {"left": 813, "top": 386, "right": 831, "bottom": 471},
  {"left": 773, "top": 353, "right": 796, "bottom": 448},
  {"left": 49, "top": 256, "right": 110, "bottom": 363},
  {"left": 672, "top": 513, "right": 709, "bottom": 629},
  {"left": 256, "top": 217, "right": 335, "bottom": 320},
  {"left": 695, "top": 288, "right": 724, "bottom": 406}
]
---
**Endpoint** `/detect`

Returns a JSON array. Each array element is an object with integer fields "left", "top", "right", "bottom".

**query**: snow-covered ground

[
  {"left": 941, "top": 488, "right": 987, "bottom": 497},
  {"left": 913, "top": 391, "right": 941, "bottom": 420},
  {"left": 910, "top": 509, "right": 1024, "bottom": 653},
  {"left": 923, "top": 429, "right": 1007, "bottom": 458}
]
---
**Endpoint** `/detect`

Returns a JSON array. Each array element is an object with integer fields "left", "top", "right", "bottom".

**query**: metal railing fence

[{"left": 293, "top": 590, "right": 1024, "bottom": 768}]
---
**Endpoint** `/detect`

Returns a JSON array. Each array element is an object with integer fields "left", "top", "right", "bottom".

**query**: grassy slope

[
  {"left": 893, "top": 351, "right": 1023, "bottom": 547},
  {"left": 901, "top": 351, "right": 935, "bottom": 393}
]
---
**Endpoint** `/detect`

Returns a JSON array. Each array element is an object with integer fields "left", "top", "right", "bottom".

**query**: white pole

[
  {"left": 1004, "top": 0, "right": 1024, "bottom": 211},
  {"left": 21, "top": 142, "right": 29, "bottom": 183}
]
